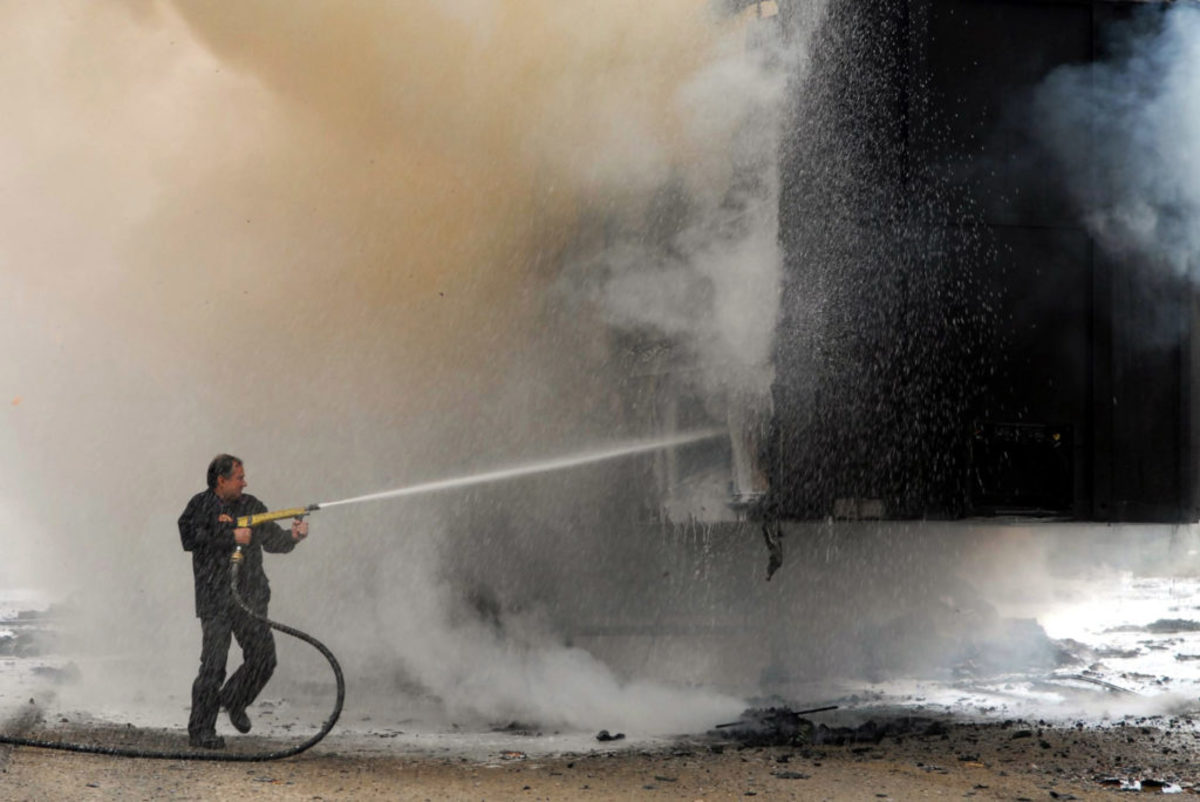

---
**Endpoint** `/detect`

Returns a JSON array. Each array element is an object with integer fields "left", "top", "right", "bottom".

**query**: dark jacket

[{"left": 178, "top": 490, "right": 296, "bottom": 618}]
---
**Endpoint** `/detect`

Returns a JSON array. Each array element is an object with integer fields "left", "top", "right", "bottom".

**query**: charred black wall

[{"left": 769, "top": 0, "right": 1200, "bottom": 523}]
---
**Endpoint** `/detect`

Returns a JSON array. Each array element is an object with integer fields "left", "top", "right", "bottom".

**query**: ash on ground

[{"left": 713, "top": 706, "right": 949, "bottom": 748}]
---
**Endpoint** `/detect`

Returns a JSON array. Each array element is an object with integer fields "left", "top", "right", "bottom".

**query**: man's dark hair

[{"left": 207, "top": 454, "right": 243, "bottom": 490}]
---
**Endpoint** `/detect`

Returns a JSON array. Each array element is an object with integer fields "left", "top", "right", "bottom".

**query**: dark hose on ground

[{"left": 0, "top": 551, "right": 344, "bottom": 761}]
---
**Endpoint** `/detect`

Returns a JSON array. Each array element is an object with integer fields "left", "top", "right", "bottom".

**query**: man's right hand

[{"left": 234, "top": 527, "right": 252, "bottom": 546}]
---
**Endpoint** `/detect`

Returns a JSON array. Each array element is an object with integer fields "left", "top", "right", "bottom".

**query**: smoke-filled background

[
  {"left": 1031, "top": 4, "right": 1200, "bottom": 352},
  {"left": 9, "top": 0, "right": 1200, "bottom": 741},
  {"left": 0, "top": 0, "right": 814, "bottom": 732},
  {"left": 1034, "top": 6, "right": 1200, "bottom": 284}
]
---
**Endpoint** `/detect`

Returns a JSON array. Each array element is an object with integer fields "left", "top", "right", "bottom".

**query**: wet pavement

[{"left": 7, "top": 539, "right": 1200, "bottom": 759}]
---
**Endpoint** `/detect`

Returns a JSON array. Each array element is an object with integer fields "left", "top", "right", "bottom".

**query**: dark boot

[{"left": 226, "top": 703, "right": 252, "bottom": 734}]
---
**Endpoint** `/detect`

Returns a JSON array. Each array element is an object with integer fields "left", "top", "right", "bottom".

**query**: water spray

[
  {"left": 239, "top": 428, "right": 724, "bottom": 528},
  {"left": 0, "top": 428, "right": 725, "bottom": 761}
]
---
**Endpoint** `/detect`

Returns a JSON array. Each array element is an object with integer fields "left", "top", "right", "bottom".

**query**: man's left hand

[{"left": 292, "top": 518, "right": 309, "bottom": 541}]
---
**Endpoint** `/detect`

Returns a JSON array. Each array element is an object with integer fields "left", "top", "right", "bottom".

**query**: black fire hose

[{"left": 0, "top": 549, "right": 344, "bottom": 761}]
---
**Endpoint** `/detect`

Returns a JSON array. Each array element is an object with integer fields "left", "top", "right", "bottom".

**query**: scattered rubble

[
  {"left": 490, "top": 721, "right": 541, "bottom": 736},
  {"left": 713, "top": 706, "right": 948, "bottom": 748}
]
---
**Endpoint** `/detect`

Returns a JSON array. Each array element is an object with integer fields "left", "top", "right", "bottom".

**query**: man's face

[{"left": 215, "top": 463, "right": 247, "bottom": 502}]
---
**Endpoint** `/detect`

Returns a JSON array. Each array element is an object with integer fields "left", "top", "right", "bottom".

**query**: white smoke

[
  {"left": 564, "top": 22, "right": 794, "bottom": 402},
  {"left": 0, "top": 0, "right": 817, "bottom": 736},
  {"left": 348, "top": 515, "right": 744, "bottom": 733},
  {"left": 1033, "top": 7, "right": 1200, "bottom": 276}
]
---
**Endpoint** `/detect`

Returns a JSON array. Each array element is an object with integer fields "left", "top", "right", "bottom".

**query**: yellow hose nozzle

[{"left": 236, "top": 504, "right": 320, "bottom": 528}]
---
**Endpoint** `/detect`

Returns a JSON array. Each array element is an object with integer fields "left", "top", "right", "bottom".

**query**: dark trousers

[{"left": 188, "top": 606, "right": 277, "bottom": 737}]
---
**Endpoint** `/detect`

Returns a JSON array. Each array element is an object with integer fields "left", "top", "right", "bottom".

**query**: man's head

[{"left": 207, "top": 454, "right": 247, "bottom": 501}]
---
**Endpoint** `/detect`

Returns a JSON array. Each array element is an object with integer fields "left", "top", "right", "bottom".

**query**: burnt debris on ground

[{"left": 712, "top": 706, "right": 948, "bottom": 748}]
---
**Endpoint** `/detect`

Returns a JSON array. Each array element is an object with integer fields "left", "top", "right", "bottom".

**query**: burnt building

[{"left": 766, "top": 0, "right": 1200, "bottom": 523}]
